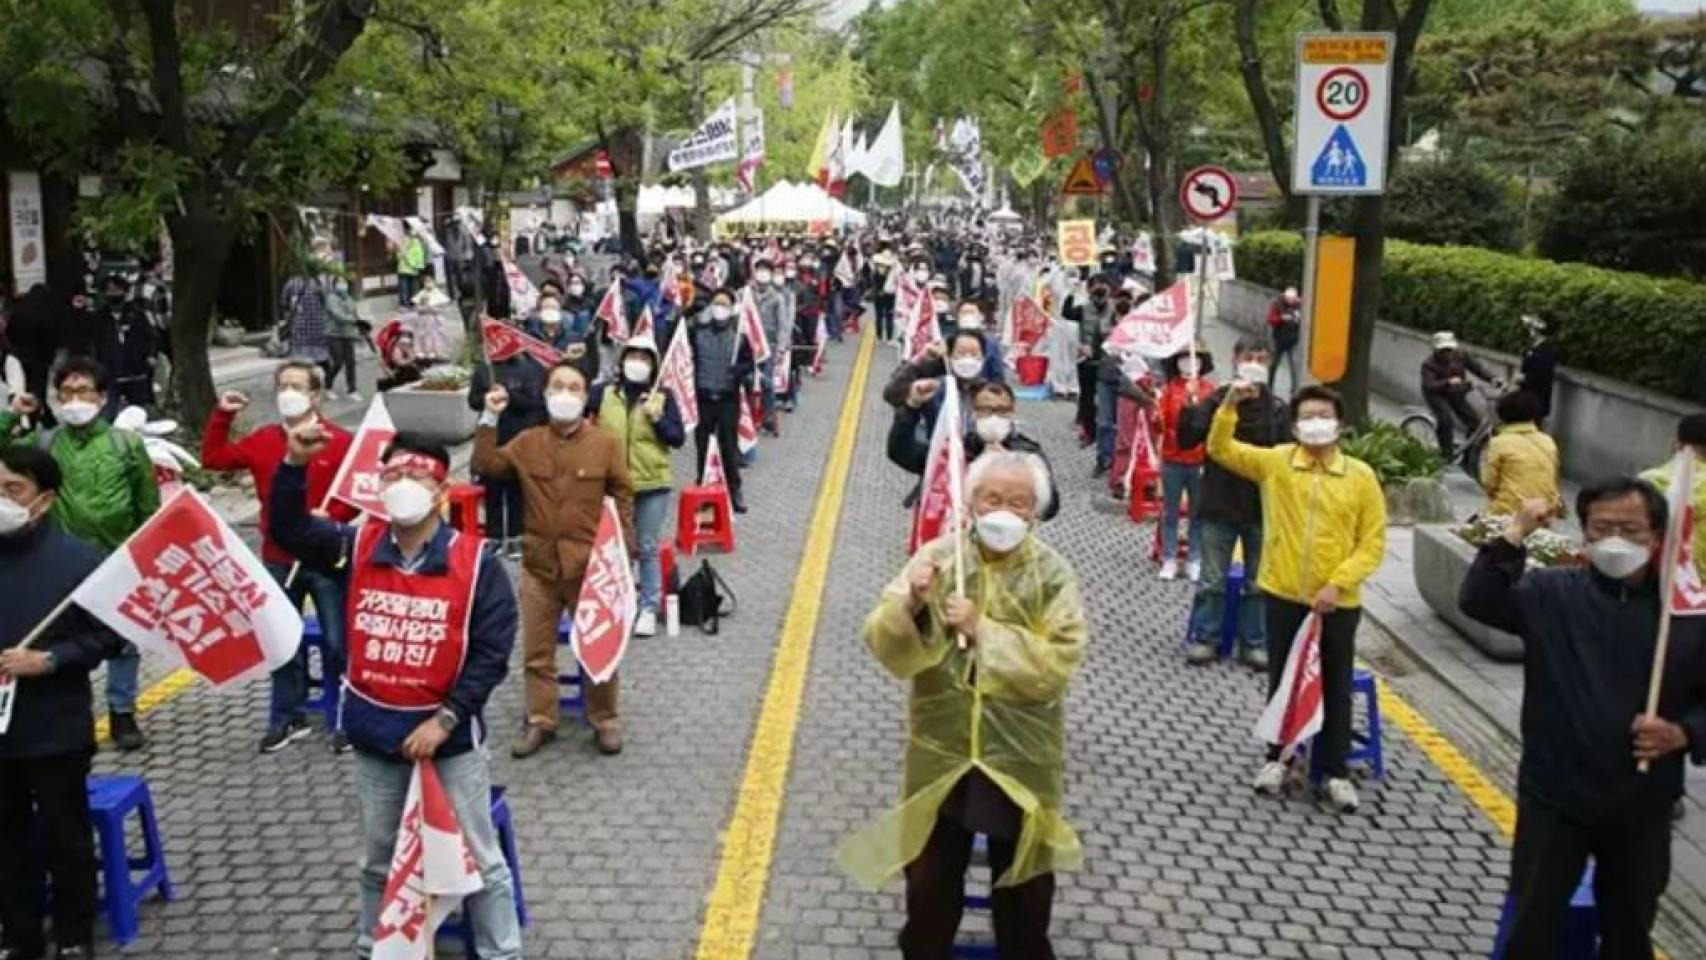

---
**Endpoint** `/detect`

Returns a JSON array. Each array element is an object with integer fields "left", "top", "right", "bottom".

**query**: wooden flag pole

[
  {"left": 1637, "top": 459, "right": 1692, "bottom": 774},
  {"left": 11, "top": 593, "right": 76, "bottom": 652}
]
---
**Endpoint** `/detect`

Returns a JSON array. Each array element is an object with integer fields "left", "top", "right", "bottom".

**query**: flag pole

[
  {"left": 11, "top": 593, "right": 77, "bottom": 651},
  {"left": 1637, "top": 457, "right": 1692, "bottom": 774}
]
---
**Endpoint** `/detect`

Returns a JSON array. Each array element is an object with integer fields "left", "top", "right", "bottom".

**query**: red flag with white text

[
  {"left": 572, "top": 498, "right": 638, "bottom": 684},
  {"left": 371, "top": 761, "right": 483, "bottom": 960},
  {"left": 596, "top": 279, "right": 629, "bottom": 341},
  {"left": 1008, "top": 295, "right": 1050, "bottom": 354},
  {"left": 702, "top": 434, "right": 729, "bottom": 489},
  {"left": 69, "top": 489, "right": 303, "bottom": 686},
  {"left": 656, "top": 321, "right": 699, "bottom": 432},
  {"left": 481, "top": 319, "right": 561, "bottom": 368},
  {"left": 660, "top": 259, "right": 684, "bottom": 307},
  {"left": 633, "top": 305, "right": 655, "bottom": 342},
  {"left": 909, "top": 382, "right": 965, "bottom": 553},
  {"left": 737, "top": 395, "right": 759, "bottom": 454},
  {"left": 1103, "top": 280, "right": 1194, "bottom": 359},
  {"left": 328, "top": 396, "right": 398, "bottom": 519},
  {"left": 738, "top": 286, "right": 772, "bottom": 364},
  {"left": 1253, "top": 613, "right": 1325, "bottom": 758},
  {"left": 905, "top": 283, "right": 942, "bottom": 362},
  {"left": 773, "top": 346, "right": 792, "bottom": 393},
  {"left": 1664, "top": 452, "right": 1705, "bottom": 616}
]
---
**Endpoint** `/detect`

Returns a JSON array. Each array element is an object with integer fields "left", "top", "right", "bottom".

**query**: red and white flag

[
  {"left": 502, "top": 258, "right": 539, "bottom": 318},
  {"left": 657, "top": 320, "right": 699, "bottom": 432},
  {"left": 660, "top": 258, "right": 684, "bottom": 307},
  {"left": 1663, "top": 452, "right": 1705, "bottom": 616},
  {"left": 572, "top": 498, "right": 637, "bottom": 684},
  {"left": 596, "top": 278, "right": 629, "bottom": 342},
  {"left": 905, "top": 285, "right": 942, "bottom": 362},
  {"left": 812, "top": 315, "right": 829, "bottom": 375},
  {"left": 834, "top": 247, "right": 858, "bottom": 288},
  {"left": 909, "top": 381, "right": 966, "bottom": 554},
  {"left": 1253, "top": 613, "right": 1325, "bottom": 758},
  {"left": 371, "top": 761, "right": 484, "bottom": 960},
  {"left": 70, "top": 489, "right": 303, "bottom": 687},
  {"left": 1103, "top": 280, "right": 1193, "bottom": 359},
  {"left": 737, "top": 395, "right": 759, "bottom": 455},
  {"left": 702, "top": 434, "right": 729, "bottom": 489},
  {"left": 328, "top": 396, "right": 398, "bottom": 519},
  {"left": 633, "top": 304, "right": 655, "bottom": 342},
  {"left": 1008, "top": 295, "right": 1051, "bottom": 354},
  {"left": 738, "top": 286, "right": 772, "bottom": 364},
  {"left": 480, "top": 319, "right": 561, "bottom": 368},
  {"left": 773, "top": 346, "right": 792, "bottom": 393}
]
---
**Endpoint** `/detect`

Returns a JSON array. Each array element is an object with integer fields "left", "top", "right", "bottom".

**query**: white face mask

[
  {"left": 958, "top": 312, "right": 983, "bottom": 331},
  {"left": 59, "top": 400, "right": 99, "bottom": 427},
  {"left": 754, "top": 271, "right": 772, "bottom": 285},
  {"left": 933, "top": 298, "right": 951, "bottom": 313},
  {"left": 974, "top": 509, "right": 1029, "bottom": 554},
  {"left": 1587, "top": 536, "right": 1651, "bottom": 579},
  {"left": 974, "top": 415, "right": 1013, "bottom": 444},
  {"left": 771, "top": 273, "right": 787, "bottom": 286},
  {"left": 622, "top": 359, "right": 653, "bottom": 384},
  {"left": 912, "top": 267, "right": 930, "bottom": 282},
  {"left": 547, "top": 391, "right": 586, "bottom": 423},
  {"left": 539, "top": 309, "right": 562, "bottom": 328},
  {"left": 710, "top": 305, "right": 734, "bottom": 322},
  {"left": 382, "top": 480, "right": 436, "bottom": 527},
  {"left": 276, "top": 389, "right": 312, "bottom": 419},
  {"left": 1295, "top": 417, "right": 1341, "bottom": 446},
  {"left": 951, "top": 356, "right": 983, "bottom": 380},
  {"left": 1176, "top": 357, "right": 1200, "bottom": 378},
  {"left": 0, "top": 495, "right": 39, "bottom": 536},
  {"left": 1236, "top": 362, "right": 1268, "bottom": 385},
  {"left": 784, "top": 270, "right": 797, "bottom": 281}
]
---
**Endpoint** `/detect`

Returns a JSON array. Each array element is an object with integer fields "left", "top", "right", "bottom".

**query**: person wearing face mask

[
  {"left": 785, "top": 264, "right": 817, "bottom": 411},
  {"left": 473, "top": 362, "right": 636, "bottom": 757},
  {"left": 1420, "top": 330, "right": 1498, "bottom": 461},
  {"left": 1459, "top": 483, "right": 1706, "bottom": 959},
  {"left": 841, "top": 452, "right": 1086, "bottom": 959},
  {"left": 201, "top": 361, "right": 357, "bottom": 753},
  {"left": 1155, "top": 344, "right": 1217, "bottom": 582},
  {"left": 1175, "top": 338, "right": 1289, "bottom": 668},
  {"left": 1063, "top": 277, "right": 1118, "bottom": 474},
  {"left": 467, "top": 319, "right": 549, "bottom": 558},
  {"left": 0, "top": 447, "right": 125, "bottom": 960},
  {"left": 1643, "top": 415, "right": 1706, "bottom": 585},
  {"left": 586, "top": 338, "right": 685, "bottom": 638},
  {"left": 323, "top": 271, "right": 366, "bottom": 401},
  {"left": 1479, "top": 391, "right": 1563, "bottom": 519},
  {"left": 690, "top": 291, "right": 756, "bottom": 512},
  {"left": 1266, "top": 287, "right": 1303, "bottom": 395},
  {"left": 752, "top": 261, "right": 791, "bottom": 435},
  {"left": 1515, "top": 313, "right": 1559, "bottom": 424},
  {"left": 2, "top": 358, "right": 158, "bottom": 752},
  {"left": 871, "top": 244, "right": 899, "bottom": 344},
  {"left": 1208, "top": 383, "right": 1386, "bottom": 814},
  {"left": 1107, "top": 349, "right": 1159, "bottom": 503},
  {"left": 271, "top": 428, "right": 523, "bottom": 960},
  {"left": 886, "top": 380, "right": 1060, "bottom": 522}
]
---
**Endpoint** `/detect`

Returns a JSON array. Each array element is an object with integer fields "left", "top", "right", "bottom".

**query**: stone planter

[
  {"left": 1412, "top": 524, "right": 1524, "bottom": 662},
  {"left": 384, "top": 384, "right": 477, "bottom": 445}
]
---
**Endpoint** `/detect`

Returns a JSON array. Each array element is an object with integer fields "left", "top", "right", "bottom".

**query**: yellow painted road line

[
  {"left": 94, "top": 668, "right": 198, "bottom": 746},
  {"left": 694, "top": 328, "right": 876, "bottom": 960}
]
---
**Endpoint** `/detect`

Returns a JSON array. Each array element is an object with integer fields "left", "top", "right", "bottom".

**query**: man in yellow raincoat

[{"left": 839, "top": 451, "right": 1088, "bottom": 959}]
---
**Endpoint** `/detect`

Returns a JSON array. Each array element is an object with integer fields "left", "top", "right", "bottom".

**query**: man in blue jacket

[
  {"left": 270, "top": 427, "right": 522, "bottom": 960},
  {"left": 0, "top": 446, "right": 122, "bottom": 960}
]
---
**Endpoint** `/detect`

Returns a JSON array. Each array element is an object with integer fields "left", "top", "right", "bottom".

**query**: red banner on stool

[
  {"left": 372, "top": 760, "right": 483, "bottom": 960},
  {"left": 572, "top": 498, "right": 637, "bottom": 684}
]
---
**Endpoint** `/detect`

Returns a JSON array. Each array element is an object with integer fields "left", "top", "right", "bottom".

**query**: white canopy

[{"left": 715, "top": 180, "right": 868, "bottom": 231}]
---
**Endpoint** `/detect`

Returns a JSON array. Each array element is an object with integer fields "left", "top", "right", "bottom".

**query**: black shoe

[
  {"left": 731, "top": 491, "right": 749, "bottom": 514},
  {"left": 1091, "top": 463, "right": 1109, "bottom": 480},
  {"left": 330, "top": 730, "right": 353, "bottom": 755},
  {"left": 109, "top": 712, "right": 145, "bottom": 752},
  {"left": 259, "top": 719, "right": 313, "bottom": 754}
]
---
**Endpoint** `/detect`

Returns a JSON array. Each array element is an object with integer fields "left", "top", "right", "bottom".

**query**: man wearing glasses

[
  {"left": 1, "top": 357, "right": 159, "bottom": 751},
  {"left": 270, "top": 426, "right": 523, "bottom": 960}
]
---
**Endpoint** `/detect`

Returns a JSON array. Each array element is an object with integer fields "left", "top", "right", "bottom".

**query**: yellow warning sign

[
  {"left": 1300, "top": 35, "right": 1390, "bottom": 64},
  {"left": 1061, "top": 155, "right": 1103, "bottom": 196}
]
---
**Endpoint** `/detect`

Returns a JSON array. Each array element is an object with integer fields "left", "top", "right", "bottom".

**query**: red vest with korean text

[{"left": 345, "top": 523, "right": 483, "bottom": 710}]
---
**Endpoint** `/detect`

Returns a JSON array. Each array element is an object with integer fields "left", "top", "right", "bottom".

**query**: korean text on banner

[
  {"left": 70, "top": 489, "right": 303, "bottom": 687},
  {"left": 1056, "top": 220, "right": 1098, "bottom": 267},
  {"left": 481, "top": 319, "right": 562, "bottom": 368},
  {"left": 1253, "top": 613, "right": 1325, "bottom": 758},
  {"left": 702, "top": 434, "right": 729, "bottom": 490},
  {"left": 738, "top": 286, "right": 772, "bottom": 364},
  {"left": 1102, "top": 281, "right": 1194, "bottom": 360},
  {"left": 597, "top": 278, "right": 630, "bottom": 342},
  {"left": 909, "top": 383, "right": 966, "bottom": 554},
  {"left": 669, "top": 98, "right": 741, "bottom": 173},
  {"left": 372, "top": 761, "right": 483, "bottom": 960},
  {"left": 572, "top": 498, "right": 638, "bottom": 685},
  {"left": 1666, "top": 453, "right": 1705, "bottom": 616},
  {"left": 329, "top": 395, "right": 399, "bottom": 519},
  {"left": 656, "top": 320, "right": 700, "bottom": 431}
]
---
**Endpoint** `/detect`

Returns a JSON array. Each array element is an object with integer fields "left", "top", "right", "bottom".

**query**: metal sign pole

[{"left": 1297, "top": 194, "right": 1322, "bottom": 388}]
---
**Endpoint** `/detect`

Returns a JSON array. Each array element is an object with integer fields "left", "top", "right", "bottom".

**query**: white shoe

[
  {"left": 348, "top": 391, "right": 363, "bottom": 404},
  {"left": 1158, "top": 560, "right": 1179, "bottom": 581},
  {"left": 1323, "top": 777, "right": 1360, "bottom": 813},
  {"left": 1186, "top": 560, "right": 1202, "bottom": 583},
  {"left": 634, "top": 608, "right": 657, "bottom": 638},
  {"left": 322, "top": 390, "right": 339, "bottom": 401},
  {"left": 1252, "top": 761, "right": 1287, "bottom": 796}
]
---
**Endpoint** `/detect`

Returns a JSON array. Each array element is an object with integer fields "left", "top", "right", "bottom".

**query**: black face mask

[
  {"left": 1114, "top": 299, "right": 1133, "bottom": 314},
  {"left": 1090, "top": 293, "right": 1108, "bottom": 305}
]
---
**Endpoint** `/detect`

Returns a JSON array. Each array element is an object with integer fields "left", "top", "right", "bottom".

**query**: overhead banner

[
  {"left": 946, "top": 117, "right": 985, "bottom": 197},
  {"left": 8, "top": 171, "right": 45, "bottom": 295},
  {"left": 668, "top": 98, "right": 740, "bottom": 173}
]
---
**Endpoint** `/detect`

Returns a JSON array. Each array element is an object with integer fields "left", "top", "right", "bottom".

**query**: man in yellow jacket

[
  {"left": 1208, "top": 383, "right": 1387, "bottom": 813},
  {"left": 1480, "top": 391, "right": 1563, "bottom": 517},
  {"left": 839, "top": 452, "right": 1088, "bottom": 958},
  {"left": 1642, "top": 413, "right": 1706, "bottom": 580}
]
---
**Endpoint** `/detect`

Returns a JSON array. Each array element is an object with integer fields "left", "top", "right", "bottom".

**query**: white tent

[{"left": 714, "top": 180, "right": 867, "bottom": 232}]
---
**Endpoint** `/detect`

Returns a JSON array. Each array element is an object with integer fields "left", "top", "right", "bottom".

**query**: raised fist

[
  {"left": 485, "top": 385, "right": 510, "bottom": 415},
  {"left": 217, "top": 391, "right": 250, "bottom": 413}
]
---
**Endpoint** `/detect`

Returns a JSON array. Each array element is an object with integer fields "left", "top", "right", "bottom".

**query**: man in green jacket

[
  {"left": 3, "top": 357, "right": 160, "bottom": 750},
  {"left": 396, "top": 222, "right": 427, "bottom": 306}
]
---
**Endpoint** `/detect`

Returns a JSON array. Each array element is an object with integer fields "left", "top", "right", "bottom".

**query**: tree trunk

[
  {"left": 601, "top": 126, "right": 647, "bottom": 258},
  {"left": 166, "top": 204, "right": 240, "bottom": 425},
  {"left": 689, "top": 77, "right": 712, "bottom": 243},
  {"left": 1340, "top": 193, "right": 1386, "bottom": 424},
  {"left": 1232, "top": 0, "right": 1307, "bottom": 227}
]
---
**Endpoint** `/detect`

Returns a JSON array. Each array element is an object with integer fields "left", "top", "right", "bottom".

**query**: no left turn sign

[
  {"left": 1317, "top": 67, "right": 1369, "bottom": 122},
  {"left": 1179, "top": 165, "right": 1238, "bottom": 222}
]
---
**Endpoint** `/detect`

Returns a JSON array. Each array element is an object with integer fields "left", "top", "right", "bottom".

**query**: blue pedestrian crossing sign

[{"left": 1310, "top": 125, "right": 1366, "bottom": 189}]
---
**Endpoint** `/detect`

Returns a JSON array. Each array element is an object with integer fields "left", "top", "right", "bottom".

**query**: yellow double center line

[{"left": 694, "top": 328, "right": 876, "bottom": 960}]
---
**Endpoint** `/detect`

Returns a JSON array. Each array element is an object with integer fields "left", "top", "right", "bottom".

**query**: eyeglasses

[
  {"left": 1586, "top": 522, "right": 1652, "bottom": 540},
  {"left": 56, "top": 386, "right": 101, "bottom": 402}
]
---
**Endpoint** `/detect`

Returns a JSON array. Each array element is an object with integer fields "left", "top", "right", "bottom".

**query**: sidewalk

[{"left": 1199, "top": 315, "right": 1706, "bottom": 940}]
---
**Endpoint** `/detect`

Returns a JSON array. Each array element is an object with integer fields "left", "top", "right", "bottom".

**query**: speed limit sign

[
  {"left": 1316, "top": 68, "right": 1368, "bottom": 121},
  {"left": 1293, "top": 32, "right": 1393, "bottom": 195}
]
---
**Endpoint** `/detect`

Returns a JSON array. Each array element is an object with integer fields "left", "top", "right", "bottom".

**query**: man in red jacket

[{"left": 201, "top": 360, "right": 356, "bottom": 754}]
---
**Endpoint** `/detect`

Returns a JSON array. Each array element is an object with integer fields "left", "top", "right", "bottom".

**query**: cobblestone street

[{"left": 72, "top": 328, "right": 1686, "bottom": 958}]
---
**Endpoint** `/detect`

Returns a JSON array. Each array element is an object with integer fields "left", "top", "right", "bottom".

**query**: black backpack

[{"left": 673, "top": 559, "right": 737, "bottom": 635}]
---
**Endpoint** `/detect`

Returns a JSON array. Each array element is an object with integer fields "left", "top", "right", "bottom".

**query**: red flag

[
  {"left": 702, "top": 434, "right": 728, "bottom": 489},
  {"left": 572, "top": 498, "right": 637, "bottom": 684},
  {"left": 773, "top": 346, "right": 792, "bottom": 393},
  {"left": 660, "top": 259, "right": 684, "bottom": 307},
  {"left": 738, "top": 286, "right": 772, "bottom": 364},
  {"left": 909, "top": 381, "right": 966, "bottom": 554},
  {"left": 906, "top": 286, "right": 942, "bottom": 363},
  {"left": 737, "top": 395, "right": 758, "bottom": 455},
  {"left": 596, "top": 278, "right": 629, "bottom": 341},
  {"left": 633, "top": 305, "right": 655, "bottom": 341},
  {"left": 372, "top": 761, "right": 483, "bottom": 960},
  {"left": 70, "top": 489, "right": 303, "bottom": 686},
  {"left": 1103, "top": 280, "right": 1193, "bottom": 359},
  {"left": 328, "top": 396, "right": 399, "bottom": 519},
  {"left": 1663, "top": 452, "right": 1705, "bottom": 616},
  {"left": 481, "top": 319, "right": 561, "bottom": 368},
  {"left": 1008, "top": 295, "right": 1051, "bottom": 353},
  {"left": 657, "top": 321, "right": 699, "bottom": 432},
  {"left": 1253, "top": 614, "right": 1325, "bottom": 758}
]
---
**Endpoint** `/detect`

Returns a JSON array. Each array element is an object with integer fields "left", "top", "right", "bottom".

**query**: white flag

[
  {"left": 668, "top": 98, "right": 740, "bottom": 172},
  {"left": 863, "top": 102, "right": 906, "bottom": 187},
  {"left": 371, "top": 761, "right": 484, "bottom": 960}
]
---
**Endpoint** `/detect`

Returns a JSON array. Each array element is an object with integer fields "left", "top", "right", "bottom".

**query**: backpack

[{"left": 673, "top": 559, "right": 737, "bottom": 634}]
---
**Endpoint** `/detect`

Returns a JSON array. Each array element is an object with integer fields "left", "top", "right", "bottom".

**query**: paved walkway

[{"left": 65, "top": 322, "right": 1706, "bottom": 958}]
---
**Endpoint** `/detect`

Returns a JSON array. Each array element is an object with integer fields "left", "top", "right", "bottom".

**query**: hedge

[{"left": 1236, "top": 232, "right": 1706, "bottom": 399}]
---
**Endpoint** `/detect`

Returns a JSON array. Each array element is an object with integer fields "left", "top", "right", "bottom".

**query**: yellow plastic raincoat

[{"left": 836, "top": 531, "right": 1089, "bottom": 890}]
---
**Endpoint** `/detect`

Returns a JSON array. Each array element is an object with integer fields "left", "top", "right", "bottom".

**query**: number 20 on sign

[{"left": 1057, "top": 219, "right": 1098, "bottom": 267}]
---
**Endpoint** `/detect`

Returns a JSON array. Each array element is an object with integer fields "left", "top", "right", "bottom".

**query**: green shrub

[
  {"left": 1235, "top": 231, "right": 1706, "bottom": 399},
  {"left": 1538, "top": 136, "right": 1706, "bottom": 280},
  {"left": 1340, "top": 420, "right": 1445, "bottom": 488},
  {"left": 1384, "top": 159, "right": 1521, "bottom": 252}
]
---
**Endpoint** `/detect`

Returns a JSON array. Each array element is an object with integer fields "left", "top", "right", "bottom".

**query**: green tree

[
  {"left": 1384, "top": 159, "right": 1520, "bottom": 251},
  {"left": 1537, "top": 135, "right": 1706, "bottom": 279}
]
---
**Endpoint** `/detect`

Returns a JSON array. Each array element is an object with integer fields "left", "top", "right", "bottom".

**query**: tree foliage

[
  {"left": 1537, "top": 135, "right": 1706, "bottom": 280},
  {"left": 1383, "top": 159, "right": 1521, "bottom": 251}
]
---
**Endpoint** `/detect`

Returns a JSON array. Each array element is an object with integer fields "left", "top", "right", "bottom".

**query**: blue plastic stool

[
  {"left": 1490, "top": 865, "right": 1597, "bottom": 958},
  {"left": 954, "top": 834, "right": 998, "bottom": 959},
  {"left": 1216, "top": 562, "right": 1246, "bottom": 660},
  {"left": 557, "top": 615, "right": 584, "bottom": 720},
  {"left": 87, "top": 775, "right": 175, "bottom": 945},
  {"left": 1013, "top": 384, "right": 1049, "bottom": 401},
  {"left": 437, "top": 786, "right": 529, "bottom": 957},
  {"left": 1307, "top": 669, "right": 1385, "bottom": 782},
  {"left": 300, "top": 614, "right": 341, "bottom": 729}
]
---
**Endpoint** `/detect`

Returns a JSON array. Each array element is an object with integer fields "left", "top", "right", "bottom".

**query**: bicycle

[{"left": 1398, "top": 379, "right": 1508, "bottom": 481}]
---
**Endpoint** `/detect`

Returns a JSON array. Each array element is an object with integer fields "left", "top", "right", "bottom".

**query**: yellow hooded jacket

[{"left": 837, "top": 531, "right": 1089, "bottom": 890}]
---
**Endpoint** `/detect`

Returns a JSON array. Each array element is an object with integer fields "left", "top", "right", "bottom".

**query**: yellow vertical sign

[
  {"left": 1057, "top": 219, "right": 1098, "bottom": 267},
  {"left": 1310, "top": 236, "right": 1355, "bottom": 383}
]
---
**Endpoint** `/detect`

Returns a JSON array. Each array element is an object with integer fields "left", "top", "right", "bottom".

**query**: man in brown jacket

[{"left": 474, "top": 360, "right": 636, "bottom": 758}]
